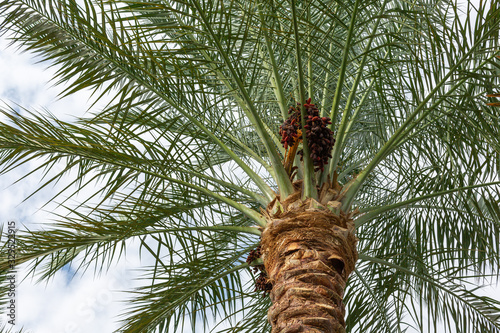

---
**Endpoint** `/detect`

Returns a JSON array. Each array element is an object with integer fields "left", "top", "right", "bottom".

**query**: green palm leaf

[{"left": 1, "top": 0, "right": 500, "bottom": 332}]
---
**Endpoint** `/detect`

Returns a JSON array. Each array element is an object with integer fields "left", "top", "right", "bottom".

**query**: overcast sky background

[{"left": 0, "top": 1, "right": 499, "bottom": 332}]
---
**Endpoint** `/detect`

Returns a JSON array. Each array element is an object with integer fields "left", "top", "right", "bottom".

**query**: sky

[{"left": 0, "top": 1, "right": 499, "bottom": 333}]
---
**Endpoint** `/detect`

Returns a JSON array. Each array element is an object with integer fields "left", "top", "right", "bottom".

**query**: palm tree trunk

[{"left": 261, "top": 187, "right": 358, "bottom": 333}]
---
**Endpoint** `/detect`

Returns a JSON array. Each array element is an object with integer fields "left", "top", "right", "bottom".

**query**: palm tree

[{"left": 1, "top": 0, "right": 500, "bottom": 332}]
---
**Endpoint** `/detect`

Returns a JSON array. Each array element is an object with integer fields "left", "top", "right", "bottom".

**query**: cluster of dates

[
  {"left": 279, "top": 98, "right": 335, "bottom": 172},
  {"left": 279, "top": 108, "right": 301, "bottom": 150},
  {"left": 246, "top": 245, "right": 272, "bottom": 295}
]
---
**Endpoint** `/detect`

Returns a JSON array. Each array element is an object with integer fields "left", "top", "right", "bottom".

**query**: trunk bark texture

[{"left": 261, "top": 185, "right": 358, "bottom": 333}]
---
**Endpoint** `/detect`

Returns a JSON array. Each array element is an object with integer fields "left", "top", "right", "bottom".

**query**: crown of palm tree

[{"left": 1, "top": 0, "right": 500, "bottom": 332}]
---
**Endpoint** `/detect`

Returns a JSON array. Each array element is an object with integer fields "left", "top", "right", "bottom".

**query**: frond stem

[
  {"left": 189, "top": 0, "right": 294, "bottom": 199},
  {"left": 355, "top": 181, "right": 500, "bottom": 227},
  {"left": 340, "top": 27, "right": 498, "bottom": 211},
  {"left": 326, "top": 0, "right": 387, "bottom": 182},
  {"left": 291, "top": 0, "right": 316, "bottom": 199},
  {"left": 258, "top": 6, "right": 289, "bottom": 120}
]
